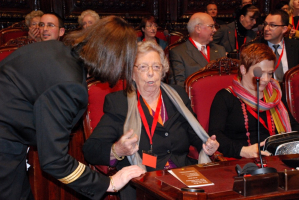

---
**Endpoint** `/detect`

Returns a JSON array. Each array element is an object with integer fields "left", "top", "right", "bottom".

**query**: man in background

[
  {"left": 169, "top": 12, "right": 226, "bottom": 87},
  {"left": 39, "top": 13, "right": 65, "bottom": 41},
  {"left": 206, "top": 2, "right": 225, "bottom": 29},
  {"left": 253, "top": 9, "right": 299, "bottom": 82}
]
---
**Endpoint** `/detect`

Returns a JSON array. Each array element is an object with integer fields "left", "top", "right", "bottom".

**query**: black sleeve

[
  {"left": 208, "top": 89, "right": 244, "bottom": 158},
  {"left": 34, "top": 82, "right": 110, "bottom": 199},
  {"left": 83, "top": 92, "right": 125, "bottom": 166}
]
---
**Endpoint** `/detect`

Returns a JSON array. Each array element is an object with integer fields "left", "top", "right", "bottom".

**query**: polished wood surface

[{"left": 131, "top": 155, "right": 299, "bottom": 200}]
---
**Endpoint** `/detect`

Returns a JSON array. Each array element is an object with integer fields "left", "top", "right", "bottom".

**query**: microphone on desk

[
  {"left": 250, "top": 67, "right": 277, "bottom": 175},
  {"left": 236, "top": 67, "right": 277, "bottom": 176}
]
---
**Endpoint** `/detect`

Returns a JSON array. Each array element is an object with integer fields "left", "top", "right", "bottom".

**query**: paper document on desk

[{"left": 168, "top": 166, "right": 214, "bottom": 187}]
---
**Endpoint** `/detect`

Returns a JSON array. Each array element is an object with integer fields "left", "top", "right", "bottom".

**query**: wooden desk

[{"left": 131, "top": 155, "right": 299, "bottom": 200}]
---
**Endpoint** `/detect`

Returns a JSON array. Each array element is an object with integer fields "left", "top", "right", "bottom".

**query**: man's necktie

[{"left": 273, "top": 44, "right": 284, "bottom": 82}]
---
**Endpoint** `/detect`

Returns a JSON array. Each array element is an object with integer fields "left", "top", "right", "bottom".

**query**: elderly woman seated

[
  {"left": 209, "top": 43, "right": 299, "bottom": 159},
  {"left": 25, "top": 10, "right": 44, "bottom": 42},
  {"left": 78, "top": 9, "right": 100, "bottom": 29},
  {"left": 137, "top": 16, "right": 167, "bottom": 50},
  {"left": 83, "top": 41, "right": 219, "bottom": 199}
]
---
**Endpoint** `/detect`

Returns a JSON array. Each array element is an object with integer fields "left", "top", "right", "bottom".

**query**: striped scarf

[{"left": 232, "top": 75, "right": 291, "bottom": 133}]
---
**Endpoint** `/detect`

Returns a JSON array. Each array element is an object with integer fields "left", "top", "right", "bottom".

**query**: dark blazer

[
  {"left": 169, "top": 39, "right": 226, "bottom": 87},
  {"left": 83, "top": 85, "right": 203, "bottom": 171},
  {"left": 0, "top": 41, "right": 109, "bottom": 200},
  {"left": 252, "top": 37, "right": 299, "bottom": 70},
  {"left": 213, "top": 21, "right": 257, "bottom": 53}
]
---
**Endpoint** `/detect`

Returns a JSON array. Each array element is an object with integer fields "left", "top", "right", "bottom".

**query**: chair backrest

[
  {"left": 83, "top": 78, "right": 125, "bottom": 140},
  {"left": 3, "top": 36, "right": 36, "bottom": 48},
  {"left": 0, "top": 46, "right": 18, "bottom": 62},
  {"left": 0, "top": 28, "right": 28, "bottom": 45},
  {"left": 185, "top": 57, "right": 240, "bottom": 132},
  {"left": 283, "top": 64, "right": 299, "bottom": 121}
]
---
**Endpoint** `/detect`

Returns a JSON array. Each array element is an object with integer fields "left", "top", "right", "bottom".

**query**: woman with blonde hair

[
  {"left": 25, "top": 10, "right": 44, "bottom": 42},
  {"left": 289, "top": 0, "right": 299, "bottom": 39},
  {"left": 78, "top": 9, "right": 100, "bottom": 29}
]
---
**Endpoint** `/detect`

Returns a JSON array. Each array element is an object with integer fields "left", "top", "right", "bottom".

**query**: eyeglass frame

[
  {"left": 38, "top": 22, "right": 61, "bottom": 29},
  {"left": 197, "top": 23, "right": 216, "bottom": 29},
  {"left": 134, "top": 64, "right": 163, "bottom": 72},
  {"left": 263, "top": 22, "right": 287, "bottom": 30}
]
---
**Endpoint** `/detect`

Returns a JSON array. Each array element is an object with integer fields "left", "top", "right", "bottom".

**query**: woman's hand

[
  {"left": 202, "top": 135, "right": 219, "bottom": 156},
  {"left": 107, "top": 165, "right": 146, "bottom": 192},
  {"left": 240, "top": 141, "right": 271, "bottom": 158},
  {"left": 112, "top": 129, "right": 139, "bottom": 158},
  {"left": 28, "top": 27, "right": 40, "bottom": 40}
]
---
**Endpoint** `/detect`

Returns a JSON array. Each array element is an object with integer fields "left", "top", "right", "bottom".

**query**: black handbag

[{"left": 263, "top": 131, "right": 299, "bottom": 155}]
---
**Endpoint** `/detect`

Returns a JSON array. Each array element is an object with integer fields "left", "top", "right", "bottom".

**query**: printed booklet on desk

[{"left": 168, "top": 166, "right": 214, "bottom": 187}]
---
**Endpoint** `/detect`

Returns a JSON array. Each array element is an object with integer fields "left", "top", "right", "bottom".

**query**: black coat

[
  {"left": 83, "top": 85, "right": 203, "bottom": 171},
  {"left": 0, "top": 41, "right": 109, "bottom": 200}
]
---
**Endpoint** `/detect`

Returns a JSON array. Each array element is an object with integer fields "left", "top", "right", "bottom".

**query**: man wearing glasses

[
  {"left": 39, "top": 13, "right": 65, "bottom": 41},
  {"left": 169, "top": 12, "right": 226, "bottom": 87},
  {"left": 253, "top": 9, "right": 299, "bottom": 82},
  {"left": 213, "top": 4, "right": 260, "bottom": 53}
]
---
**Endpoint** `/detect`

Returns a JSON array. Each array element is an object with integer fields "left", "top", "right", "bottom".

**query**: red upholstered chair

[
  {"left": 0, "top": 28, "right": 28, "bottom": 45},
  {"left": 185, "top": 57, "right": 240, "bottom": 161},
  {"left": 83, "top": 78, "right": 125, "bottom": 200},
  {"left": 3, "top": 36, "right": 36, "bottom": 47},
  {"left": 0, "top": 46, "right": 18, "bottom": 62},
  {"left": 283, "top": 64, "right": 299, "bottom": 122},
  {"left": 83, "top": 78, "right": 125, "bottom": 141}
]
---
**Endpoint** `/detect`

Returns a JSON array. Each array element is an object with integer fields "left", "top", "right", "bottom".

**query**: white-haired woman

[
  {"left": 78, "top": 9, "right": 100, "bottom": 29},
  {"left": 83, "top": 41, "right": 219, "bottom": 199},
  {"left": 25, "top": 10, "right": 44, "bottom": 42}
]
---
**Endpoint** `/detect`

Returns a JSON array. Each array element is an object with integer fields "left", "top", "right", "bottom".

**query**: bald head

[
  {"left": 187, "top": 12, "right": 213, "bottom": 34},
  {"left": 187, "top": 12, "right": 216, "bottom": 45}
]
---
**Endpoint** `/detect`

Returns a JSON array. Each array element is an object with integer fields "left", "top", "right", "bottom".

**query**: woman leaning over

[
  {"left": 289, "top": 0, "right": 299, "bottom": 39},
  {"left": 83, "top": 41, "right": 219, "bottom": 199},
  {"left": 208, "top": 43, "right": 299, "bottom": 159}
]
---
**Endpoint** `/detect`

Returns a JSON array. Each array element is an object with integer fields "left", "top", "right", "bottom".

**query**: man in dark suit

[
  {"left": 253, "top": 9, "right": 299, "bottom": 82},
  {"left": 213, "top": 4, "right": 260, "bottom": 53},
  {"left": 0, "top": 16, "right": 145, "bottom": 200},
  {"left": 169, "top": 12, "right": 226, "bottom": 87}
]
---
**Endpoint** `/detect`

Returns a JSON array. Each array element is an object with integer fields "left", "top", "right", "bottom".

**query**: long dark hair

[{"left": 64, "top": 16, "right": 137, "bottom": 92}]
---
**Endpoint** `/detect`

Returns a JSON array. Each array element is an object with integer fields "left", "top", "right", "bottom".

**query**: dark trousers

[{"left": 0, "top": 138, "right": 34, "bottom": 200}]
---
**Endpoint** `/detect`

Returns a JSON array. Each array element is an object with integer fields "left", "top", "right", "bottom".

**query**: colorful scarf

[{"left": 231, "top": 75, "right": 291, "bottom": 133}]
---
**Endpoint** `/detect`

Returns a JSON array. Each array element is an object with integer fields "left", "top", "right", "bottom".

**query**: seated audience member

[
  {"left": 208, "top": 43, "right": 299, "bottom": 159},
  {"left": 39, "top": 13, "right": 65, "bottom": 41},
  {"left": 83, "top": 41, "right": 219, "bottom": 199},
  {"left": 137, "top": 16, "right": 167, "bottom": 50},
  {"left": 0, "top": 16, "right": 145, "bottom": 200},
  {"left": 169, "top": 12, "right": 226, "bottom": 87},
  {"left": 25, "top": 10, "right": 44, "bottom": 42},
  {"left": 289, "top": 0, "right": 299, "bottom": 39},
  {"left": 206, "top": 2, "right": 225, "bottom": 29},
  {"left": 253, "top": 10, "right": 299, "bottom": 83},
  {"left": 78, "top": 9, "right": 100, "bottom": 29},
  {"left": 275, "top": 1, "right": 290, "bottom": 12},
  {"left": 213, "top": 4, "right": 260, "bottom": 53}
]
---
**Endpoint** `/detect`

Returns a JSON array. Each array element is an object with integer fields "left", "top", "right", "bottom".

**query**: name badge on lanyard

[{"left": 137, "top": 90, "right": 162, "bottom": 168}]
